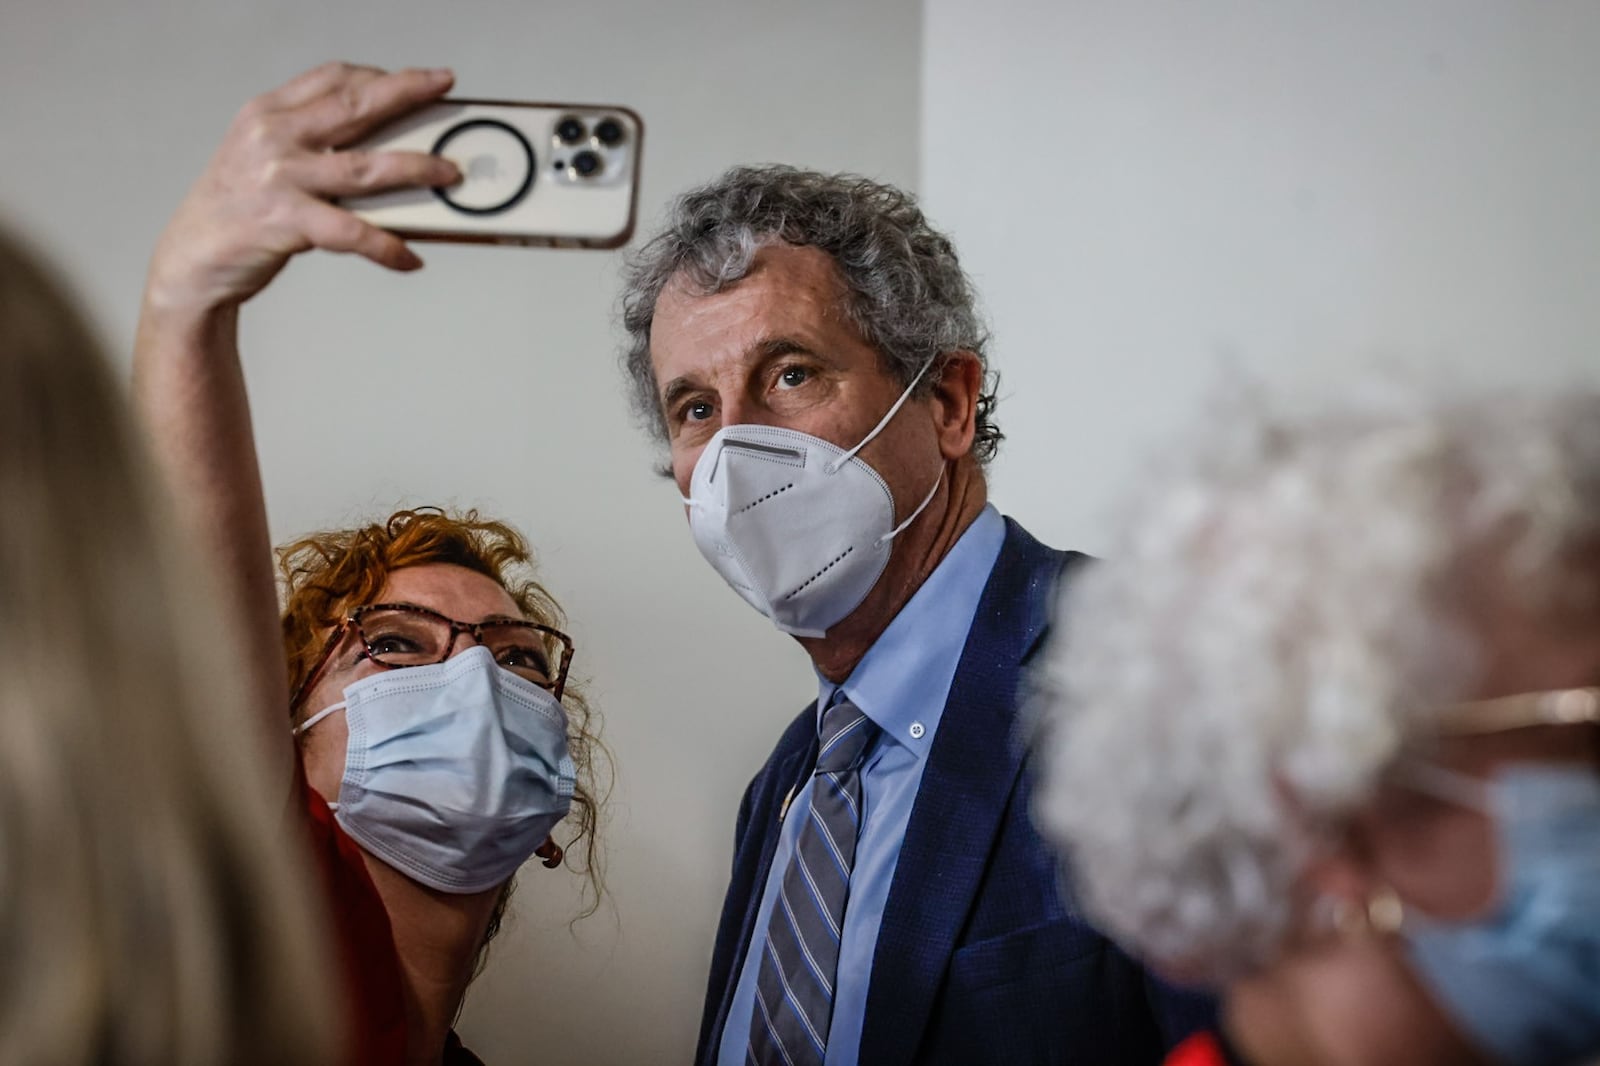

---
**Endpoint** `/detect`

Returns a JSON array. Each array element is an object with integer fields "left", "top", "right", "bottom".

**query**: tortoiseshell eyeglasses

[{"left": 290, "top": 603, "right": 575, "bottom": 711}]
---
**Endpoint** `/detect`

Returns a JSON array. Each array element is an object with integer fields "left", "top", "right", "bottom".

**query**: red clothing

[
  {"left": 297, "top": 770, "right": 408, "bottom": 1066},
  {"left": 1165, "top": 1032, "right": 1232, "bottom": 1066},
  {"left": 296, "top": 768, "right": 488, "bottom": 1064}
]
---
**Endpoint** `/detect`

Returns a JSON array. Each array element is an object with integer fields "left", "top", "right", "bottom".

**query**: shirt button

[{"left": 909, "top": 721, "right": 926, "bottom": 740}]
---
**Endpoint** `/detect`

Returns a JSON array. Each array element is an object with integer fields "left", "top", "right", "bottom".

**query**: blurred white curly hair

[{"left": 1032, "top": 382, "right": 1600, "bottom": 984}]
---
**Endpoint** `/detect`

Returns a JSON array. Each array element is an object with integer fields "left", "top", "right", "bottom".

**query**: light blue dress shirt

[{"left": 717, "top": 504, "right": 1007, "bottom": 1066}]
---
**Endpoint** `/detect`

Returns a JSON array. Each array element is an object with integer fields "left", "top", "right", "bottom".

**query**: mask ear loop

[
  {"left": 824, "top": 358, "right": 939, "bottom": 476},
  {"left": 292, "top": 701, "right": 350, "bottom": 813},
  {"left": 873, "top": 466, "right": 944, "bottom": 548},
  {"left": 1398, "top": 760, "right": 1495, "bottom": 815},
  {"left": 292, "top": 700, "right": 347, "bottom": 738}
]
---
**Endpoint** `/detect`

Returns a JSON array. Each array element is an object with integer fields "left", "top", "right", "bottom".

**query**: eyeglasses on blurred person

[{"left": 1033, "top": 385, "right": 1600, "bottom": 1066}]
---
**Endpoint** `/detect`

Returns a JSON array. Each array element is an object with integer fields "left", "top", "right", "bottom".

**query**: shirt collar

[{"left": 817, "top": 504, "right": 1006, "bottom": 759}]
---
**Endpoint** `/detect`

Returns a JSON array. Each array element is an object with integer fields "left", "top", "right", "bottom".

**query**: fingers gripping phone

[{"left": 343, "top": 100, "right": 643, "bottom": 249}]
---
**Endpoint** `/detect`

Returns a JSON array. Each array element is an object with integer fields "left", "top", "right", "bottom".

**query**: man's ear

[{"left": 928, "top": 351, "right": 982, "bottom": 461}]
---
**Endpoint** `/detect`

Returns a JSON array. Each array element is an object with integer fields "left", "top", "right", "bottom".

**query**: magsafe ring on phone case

[
  {"left": 430, "top": 119, "right": 536, "bottom": 216},
  {"left": 346, "top": 100, "right": 643, "bottom": 248}
]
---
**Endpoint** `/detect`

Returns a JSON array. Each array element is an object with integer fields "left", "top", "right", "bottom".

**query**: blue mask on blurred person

[
  {"left": 295, "top": 645, "right": 575, "bottom": 893},
  {"left": 1402, "top": 765, "right": 1600, "bottom": 1066}
]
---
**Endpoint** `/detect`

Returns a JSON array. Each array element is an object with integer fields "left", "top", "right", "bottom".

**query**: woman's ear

[
  {"left": 1276, "top": 772, "right": 1387, "bottom": 935},
  {"left": 1304, "top": 846, "right": 1380, "bottom": 920}
]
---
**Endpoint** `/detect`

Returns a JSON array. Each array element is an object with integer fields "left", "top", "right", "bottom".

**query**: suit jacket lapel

[{"left": 857, "top": 519, "right": 1071, "bottom": 1066}]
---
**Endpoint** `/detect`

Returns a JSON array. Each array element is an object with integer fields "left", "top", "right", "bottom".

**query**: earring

[
  {"left": 1323, "top": 886, "right": 1404, "bottom": 938},
  {"left": 535, "top": 836, "right": 565, "bottom": 869},
  {"left": 1365, "top": 886, "right": 1404, "bottom": 935}
]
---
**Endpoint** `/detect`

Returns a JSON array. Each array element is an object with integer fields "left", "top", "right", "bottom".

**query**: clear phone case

[{"left": 343, "top": 99, "right": 643, "bottom": 249}]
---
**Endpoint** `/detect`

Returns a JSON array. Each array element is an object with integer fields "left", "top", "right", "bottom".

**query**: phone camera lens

[
  {"left": 594, "top": 118, "right": 625, "bottom": 147},
  {"left": 571, "top": 150, "right": 602, "bottom": 178},
  {"left": 556, "top": 117, "right": 587, "bottom": 145}
]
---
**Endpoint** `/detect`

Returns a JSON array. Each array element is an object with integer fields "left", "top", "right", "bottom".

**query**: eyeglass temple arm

[
  {"left": 289, "top": 621, "right": 352, "bottom": 714},
  {"left": 1440, "top": 687, "right": 1600, "bottom": 735}
]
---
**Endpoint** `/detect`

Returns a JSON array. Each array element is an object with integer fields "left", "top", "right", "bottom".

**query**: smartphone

[{"left": 342, "top": 99, "right": 643, "bottom": 249}]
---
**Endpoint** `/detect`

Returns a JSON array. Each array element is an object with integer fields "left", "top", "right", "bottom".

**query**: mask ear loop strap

[
  {"left": 825, "top": 358, "right": 939, "bottom": 475},
  {"left": 874, "top": 466, "right": 944, "bottom": 548},
  {"left": 1397, "top": 760, "right": 1495, "bottom": 815},
  {"left": 293, "top": 700, "right": 347, "bottom": 738}
]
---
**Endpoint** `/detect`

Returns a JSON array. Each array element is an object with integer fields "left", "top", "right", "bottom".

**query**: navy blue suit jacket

[{"left": 695, "top": 518, "right": 1214, "bottom": 1065}]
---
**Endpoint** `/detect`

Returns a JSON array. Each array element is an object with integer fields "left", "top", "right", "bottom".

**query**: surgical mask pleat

[{"left": 295, "top": 645, "right": 575, "bottom": 894}]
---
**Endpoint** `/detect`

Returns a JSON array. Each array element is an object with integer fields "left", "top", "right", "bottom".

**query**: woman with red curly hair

[
  {"left": 132, "top": 64, "right": 605, "bottom": 1066},
  {"left": 279, "top": 509, "right": 605, "bottom": 1066}
]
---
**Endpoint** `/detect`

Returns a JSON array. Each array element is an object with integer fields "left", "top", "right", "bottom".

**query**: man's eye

[
  {"left": 686, "top": 400, "right": 714, "bottom": 422},
  {"left": 777, "top": 366, "right": 810, "bottom": 389}
]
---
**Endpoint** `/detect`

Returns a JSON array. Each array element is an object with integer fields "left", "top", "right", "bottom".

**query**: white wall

[
  {"left": 0, "top": 2, "right": 919, "bottom": 1062},
  {"left": 923, "top": 0, "right": 1600, "bottom": 552}
]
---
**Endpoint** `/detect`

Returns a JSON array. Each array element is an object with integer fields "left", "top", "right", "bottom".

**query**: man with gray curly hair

[
  {"left": 622, "top": 165, "right": 1211, "bottom": 1066},
  {"left": 1034, "top": 386, "right": 1600, "bottom": 1066}
]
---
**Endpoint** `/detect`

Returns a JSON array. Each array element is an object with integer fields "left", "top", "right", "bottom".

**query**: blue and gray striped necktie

[{"left": 746, "top": 696, "right": 880, "bottom": 1066}]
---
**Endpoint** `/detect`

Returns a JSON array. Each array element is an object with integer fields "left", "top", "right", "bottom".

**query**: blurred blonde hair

[{"left": 0, "top": 227, "right": 338, "bottom": 1064}]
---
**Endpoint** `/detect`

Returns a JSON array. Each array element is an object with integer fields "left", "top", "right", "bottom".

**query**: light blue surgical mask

[
  {"left": 1400, "top": 762, "right": 1600, "bottom": 1066},
  {"left": 295, "top": 645, "right": 576, "bottom": 894}
]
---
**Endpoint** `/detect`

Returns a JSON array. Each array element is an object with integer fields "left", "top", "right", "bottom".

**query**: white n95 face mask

[
  {"left": 294, "top": 645, "right": 576, "bottom": 894},
  {"left": 682, "top": 360, "right": 942, "bottom": 638}
]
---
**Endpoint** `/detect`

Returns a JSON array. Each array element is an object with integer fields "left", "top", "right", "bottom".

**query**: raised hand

[
  {"left": 134, "top": 62, "right": 464, "bottom": 781},
  {"left": 144, "top": 62, "right": 462, "bottom": 316}
]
